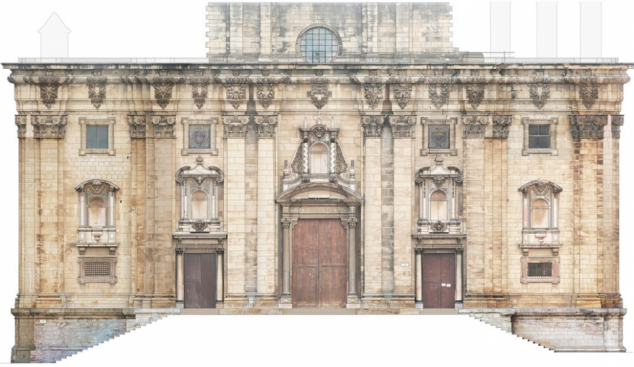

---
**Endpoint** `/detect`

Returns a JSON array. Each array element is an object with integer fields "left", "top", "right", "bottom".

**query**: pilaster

[
  {"left": 254, "top": 116, "right": 277, "bottom": 306},
  {"left": 223, "top": 115, "right": 249, "bottom": 308}
]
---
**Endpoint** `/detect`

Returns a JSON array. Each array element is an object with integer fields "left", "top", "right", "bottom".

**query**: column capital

[
  {"left": 461, "top": 115, "right": 489, "bottom": 139},
  {"left": 492, "top": 115, "right": 513, "bottom": 139},
  {"left": 569, "top": 115, "right": 608, "bottom": 139},
  {"left": 15, "top": 115, "right": 27, "bottom": 139},
  {"left": 361, "top": 115, "right": 385, "bottom": 138},
  {"left": 253, "top": 115, "right": 278, "bottom": 138},
  {"left": 175, "top": 248, "right": 184, "bottom": 255},
  {"left": 281, "top": 217, "right": 292, "bottom": 228},
  {"left": 32, "top": 115, "right": 68, "bottom": 139},
  {"left": 151, "top": 115, "right": 176, "bottom": 139},
  {"left": 222, "top": 115, "right": 250, "bottom": 138},
  {"left": 388, "top": 115, "right": 416, "bottom": 139},
  {"left": 611, "top": 115, "right": 624, "bottom": 139}
]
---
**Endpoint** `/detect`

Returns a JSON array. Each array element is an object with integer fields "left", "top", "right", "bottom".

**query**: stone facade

[{"left": 2, "top": 2, "right": 632, "bottom": 361}]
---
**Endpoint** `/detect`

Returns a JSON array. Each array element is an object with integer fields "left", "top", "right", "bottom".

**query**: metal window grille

[
  {"left": 84, "top": 262, "right": 111, "bottom": 277},
  {"left": 527, "top": 262, "right": 552, "bottom": 278}
]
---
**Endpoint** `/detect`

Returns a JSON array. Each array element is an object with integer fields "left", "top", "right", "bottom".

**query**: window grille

[
  {"left": 84, "top": 262, "right": 111, "bottom": 277},
  {"left": 527, "top": 262, "right": 553, "bottom": 277}
]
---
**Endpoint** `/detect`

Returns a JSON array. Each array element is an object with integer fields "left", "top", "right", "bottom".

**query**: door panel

[
  {"left": 293, "top": 266, "right": 318, "bottom": 307},
  {"left": 184, "top": 253, "right": 217, "bottom": 309},
  {"left": 200, "top": 253, "right": 217, "bottom": 308},
  {"left": 422, "top": 253, "right": 455, "bottom": 309},
  {"left": 184, "top": 254, "right": 201, "bottom": 308},
  {"left": 319, "top": 267, "right": 347, "bottom": 307},
  {"left": 292, "top": 219, "right": 348, "bottom": 308},
  {"left": 440, "top": 254, "right": 456, "bottom": 308}
]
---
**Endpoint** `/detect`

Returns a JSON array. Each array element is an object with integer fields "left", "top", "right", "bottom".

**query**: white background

[{"left": 0, "top": 1, "right": 633, "bottom": 366}]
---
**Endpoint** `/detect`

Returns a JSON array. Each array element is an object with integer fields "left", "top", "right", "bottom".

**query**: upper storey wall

[{"left": 206, "top": 2, "right": 457, "bottom": 63}]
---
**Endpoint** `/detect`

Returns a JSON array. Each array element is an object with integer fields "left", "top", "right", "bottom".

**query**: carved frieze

[
  {"left": 387, "top": 74, "right": 414, "bottom": 109},
  {"left": 529, "top": 76, "right": 550, "bottom": 109},
  {"left": 15, "top": 115, "right": 27, "bottom": 139},
  {"left": 152, "top": 71, "right": 183, "bottom": 109},
  {"left": 431, "top": 221, "right": 447, "bottom": 232},
  {"left": 388, "top": 115, "right": 416, "bottom": 138},
  {"left": 151, "top": 115, "right": 177, "bottom": 138},
  {"left": 580, "top": 82, "right": 599, "bottom": 109},
  {"left": 25, "top": 71, "right": 73, "bottom": 109},
  {"left": 361, "top": 115, "right": 385, "bottom": 138},
  {"left": 307, "top": 75, "right": 332, "bottom": 109},
  {"left": 255, "top": 74, "right": 289, "bottom": 109},
  {"left": 462, "top": 115, "right": 489, "bottom": 139},
  {"left": 127, "top": 115, "right": 147, "bottom": 139},
  {"left": 87, "top": 70, "right": 107, "bottom": 109},
  {"left": 214, "top": 72, "right": 251, "bottom": 110},
  {"left": 611, "top": 115, "right": 624, "bottom": 139},
  {"left": 253, "top": 115, "right": 278, "bottom": 138},
  {"left": 569, "top": 115, "right": 608, "bottom": 139},
  {"left": 429, "top": 83, "right": 450, "bottom": 109},
  {"left": 222, "top": 115, "right": 250, "bottom": 138},
  {"left": 466, "top": 84, "right": 485, "bottom": 109},
  {"left": 189, "top": 71, "right": 211, "bottom": 110},
  {"left": 32, "top": 115, "right": 68, "bottom": 139},
  {"left": 362, "top": 76, "right": 384, "bottom": 109},
  {"left": 492, "top": 115, "right": 513, "bottom": 139}
]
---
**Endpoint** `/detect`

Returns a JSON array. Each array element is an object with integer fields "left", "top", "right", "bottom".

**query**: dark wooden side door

[
  {"left": 422, "top": 253, "right": 456, "bottom": 308},
  {"left": 184, "top": 253, "right": 217, "bottom": 308},
  {"left": 292, "top": 219, "right": 347, "bottom": 308}
]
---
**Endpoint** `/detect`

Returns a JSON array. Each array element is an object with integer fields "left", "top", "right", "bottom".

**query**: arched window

[
  {"left": 429, "top": 190, "right": 448, "bottom": 222},
  {"left": 531, "top": 198, "right": 550, "bottom": 228},
  {"left": 191, "top": 190, "right": 209, "bottom": 220},
  {"left": 299, "top": 27, "right": 340, "bottom": 63},
  {"left": 310, "top": 143, "right": 329, "bottom": 174},
  {"left": 88, "top": 197, "right": 107, "bottom": 227}
]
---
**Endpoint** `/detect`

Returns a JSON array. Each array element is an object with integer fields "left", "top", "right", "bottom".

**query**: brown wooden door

[
  {"left": 422, "top": 253, "right": 456, "bottom": 308},
  {"left": 292, "top": 219, "right": 347, "bottom": 308},
  {"left": 184, "top": 253, "right": 217, "bottom": 308}
]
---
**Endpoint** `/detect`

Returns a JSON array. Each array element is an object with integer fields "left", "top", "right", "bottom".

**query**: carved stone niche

[
  {"left": 175, "top": 156, "right": 225, "bottom": 233},
  {"left": 518, "top": 179, "right": 563, "bottom": 256},
  {"left": 284, "top": 117, "right": 356, "bottom": 192},
  {"left": 415, "top": 155, "right": 463, "bottom": 235},
  {"left": 74, "top": 179, "right": 120, "bottom": 256}
]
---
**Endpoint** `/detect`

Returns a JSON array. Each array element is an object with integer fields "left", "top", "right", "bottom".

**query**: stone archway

[{"left": 276, "top": 183, "right": 363, "bottom": 308}]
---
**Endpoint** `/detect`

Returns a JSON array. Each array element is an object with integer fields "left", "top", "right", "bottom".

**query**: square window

[
  {"left": 189, "top": 125, "right": 211, "bottom": 149},
  {"left": 522, "top": 118, "right": 558, "bottom": 155},
  {"left": 428, "top": 125, "right": 451, "bottom": 150},
  {"left": 87, "top": 125, "right": 108, "bottom": 149},
  {"left": 181, "top": 118, "right": 218, "bottom": 155},
  {"left": 521, "top": 256, "right": 559, "bottom": 284}
]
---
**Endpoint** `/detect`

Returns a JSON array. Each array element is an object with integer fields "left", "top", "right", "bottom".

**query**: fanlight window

[
  {"left": 310, "top": 143, "right": 329, "bottom": 174},
  {"left": 88, "top": 197, "right": 107, "bottom": 227},
  {"left": 429, "top": 190, "right": 448, "bottom": 221},
  {"left": 191, "top": 190, "right": 209, "bottom": 220}
]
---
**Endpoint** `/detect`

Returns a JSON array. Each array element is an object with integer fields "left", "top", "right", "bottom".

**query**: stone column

[
  {"left": 389, "top": 116, "right": 416, "bottom": 307},
  {"left": 175, "top": 248, "right": 184, "bottom": 308},
  {"left": 217, "top": 248, "right": 224, "bottom": 304},
  {"left": 570, "top": 115, "right": 607, "bottom": 308},
  {"left": 347, "top": 217, "right": 359, "bottom": 306},
  {"left": 280, "top": 217, "right": 292, "bottom": 306},
  {"left": 415, "top": 248, "right": 423, "bottom": 309},
  {"left": 361, "top": 116, "right": 384, "bottom": 305},
  {"left": 223, "top": 116, "right": 250, "bottom": 308},
  {"left": 462, "top": 115, "right": 488, "bottom": 306},
  {"left": 32, "top": 115, "right": 67, "bottom": 308},
  {"left": 149, "top": 115, "right": 177, "bottom": 308},
  {"left": 254, "top": 116, "right": 277, "bottom": 306},
  {"left": 455, "top": 249, "right": 464, "bottom": 308}
]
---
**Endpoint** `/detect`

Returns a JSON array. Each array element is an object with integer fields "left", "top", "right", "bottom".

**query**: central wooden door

[
  {"left": 292, "top": 219, "right": 347, "bottom": 308},
  {"left": 184, "top": 253, "right": 217, "bottom": 308},
  {"left": 422, "top": 253, "right": 456, "bottom": 308}
]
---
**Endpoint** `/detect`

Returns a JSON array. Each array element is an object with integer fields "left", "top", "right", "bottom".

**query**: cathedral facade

[{"left": 3, "top": 2, "right": 631, "bottom": 362}]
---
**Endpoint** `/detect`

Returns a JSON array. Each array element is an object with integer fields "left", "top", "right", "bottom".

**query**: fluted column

[
  {"left": 175, "top": 248, "right": 184, "bottom": 308},
  {"left": 280, "top": 217, "right": 292, "bottom": 306},
  {"left": 347, "top": 217, "right": 359, "bottom": 305},
  {"left": 415, "top": 248, "right": 423, "bottom": 309}
]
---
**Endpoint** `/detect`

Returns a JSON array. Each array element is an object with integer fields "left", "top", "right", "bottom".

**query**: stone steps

[{"left": 466, "top": 313, "right": 553, "bottom": 351}]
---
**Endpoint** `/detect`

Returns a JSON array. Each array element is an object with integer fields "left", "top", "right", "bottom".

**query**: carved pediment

[
  {"left": 518, "top": 179, "right": 562, "bottom": 197},
  {"left": 276, "top": 182, "right": 363, "bottom": 206},
  {"left": 176, "top": 156, "right": 224, "bottom": 184}
]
